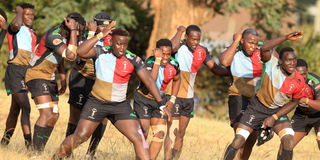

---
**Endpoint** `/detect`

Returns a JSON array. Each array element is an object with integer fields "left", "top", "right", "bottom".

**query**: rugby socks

[
  {"left": 87, "top": 123, "right": 106, "bottom": 156},
  {"left": 66, "top": 123, "right": 77, "bottom": 137},
  {"left": 24, "top": 134, "right": 32, "bottom": 149},
  {"left": 224, "top": 145, "right": 238, "bottom": 160},
  {"left": 33, "top": 125, "right": 53, "bottom": 151},
  {"left": 172, "top": 149, "right": 182, "bottom": 160},
  {"left": 0, "top": 129, "right": 14, "bottom": 145},
  {"left": 278, "top": 149, "right": 293, "bottom": 160}
]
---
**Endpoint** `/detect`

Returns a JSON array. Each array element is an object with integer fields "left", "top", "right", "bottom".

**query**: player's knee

[
  {"left": 279, "top": 128, "right": 294, "bottom": 150},
  {"left": 232, "top": 128, "right": 250, "bottom": 148},
  {"left": 151, "top": 124, "right": 166, "bottom": 143},
  {"left": 74, "top": 130, "right": 90, "bottom": 142}
]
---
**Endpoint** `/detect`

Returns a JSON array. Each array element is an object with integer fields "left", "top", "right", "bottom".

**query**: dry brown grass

[{"left": 0, "top": 90, "right": 319, "bottom": 160}]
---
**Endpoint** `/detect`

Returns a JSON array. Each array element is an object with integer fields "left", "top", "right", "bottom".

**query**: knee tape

[
  {"left": 36, "top": 102, "right": 51, "bottom": 109},
  {"left": 169, "top": 120, "right": 179, "bottom": 147},
  {"left": 52, "top": 103, "right": 59, "bottom": 113},
  {"left": 236, "top": 128, "right": 250, "bottom": 140},
  {"left": 278, "top": 128, "right": 294, "bottom": 139},
  {"left": 151, "top": 124, "right": 166, "bottom": 142},
  {"left": 317, "top": 132, "right": 320, "bottom": 141}
]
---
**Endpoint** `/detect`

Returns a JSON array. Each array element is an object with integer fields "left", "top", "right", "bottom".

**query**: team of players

[{"left": 0, "top": 3, "right": 319, "bottom": 160}]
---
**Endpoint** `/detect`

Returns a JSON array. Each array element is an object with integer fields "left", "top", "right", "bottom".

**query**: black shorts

[
  {"left": 26, "top": 79, "right": 59, "bottom": 101},
  {"left": 228, "top": 95, "right": 250, "bottom": 126},
  {"left": 68, "top": 68, "right": 95, "bottom": 108},
  {"left": 133, "top": 91, "right": 163, "bottom": 119},
  {"left": 292, "top": 109, "right": 320, "bottom": 134},
  {"left": 80, "top": 94, "right": 137, "bottom": 124},
  {"left": 166, "top": 95, "right": 194, "bottom": 118},
  {"left": 240, "top": 96, "right": 290, "bottom": 130},
  {"left": 5, "top": 64, "right": 27, "bottom": 95}
]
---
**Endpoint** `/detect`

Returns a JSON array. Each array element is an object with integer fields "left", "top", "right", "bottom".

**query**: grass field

[{"left": 0, "top": 90, "right": 319, "bottom": 160}]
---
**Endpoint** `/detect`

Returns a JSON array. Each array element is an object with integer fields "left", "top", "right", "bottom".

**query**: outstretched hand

[
  {"left": 153, "top": 48, "right": 163, "bottom": 58},
  {"left": 160, "top": 105, "right": 172, "bottom": 122},
  {"left": 177, "top": 26, "right": 186, "bottom": 33},
  {"left": 262, "top": 116, "right": 276, "bottom": 129},
  {"left": 101, "top": 21, "right": 116, "bottom": 37},
  {"left": 287, "top": 31, "right": 303, "bottom": 41},
  {"left": 87, "top": 21, "right": 97, "bottom": 32}
]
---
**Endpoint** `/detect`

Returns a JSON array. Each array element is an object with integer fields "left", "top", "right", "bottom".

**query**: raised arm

[
  {"left": 10, "top": 6, "right": 24, "bottom": 33},
  {"left": 137, "top": 68, "right": 162, "bottom": 102},
  {"left": 171, "top": 26, "right": 186, "bottom": 53},
  {"left": 77, "top": 21, "right": 115, "bottom": 58},
  {"left": 166, "top": 74, "right": 181, "bottom": 111},
  {"left": 206, "top": 59, "right": 230, "bottom": 76},
  {"left": 149, "top": 48, "right": 162, "bottom": 80},
  {"left": 260, "top": 31, "right": 303, "bottom": 62},
  {"left": 219, "top": 33, "right": 242, "bottom": 67}
]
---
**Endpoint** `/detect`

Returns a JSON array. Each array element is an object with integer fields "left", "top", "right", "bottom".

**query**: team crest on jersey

[
  {"left": 198, "top": 51, "right": 202, "bottom": 60},
  {"left": 122, "top": 61, "right": 129, "bottom": 73},
  {"left": 53, "top": 39, "right": 62, "bottom": 45},
  {"left": 168, "top": 68, "right": 174, "bottom": 78}
]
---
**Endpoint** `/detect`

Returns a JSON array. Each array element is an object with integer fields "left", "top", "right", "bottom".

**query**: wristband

[
  {"left": 169, "top": 95, "right": 176, "bottom": 104},
  {"left": 272, "top": 114, "right": 278, "bottom": 120},
  {"left": 306, "top": 98, "right": 309, "bottom": 105},
  {"left": 68, "top": 44, "right": 77, "bottom": 54},
  {"left": 70, "top": 28, "right": 78, "bottom": 31},
  {"left": 155, "top": 57, "right": 162, "bottom": 65},
  {"left": 96, "top": 32, "right": 104, "bottom": 40},
  {"left": 87, "top": 31, "right": 95, "bottom": 39}
]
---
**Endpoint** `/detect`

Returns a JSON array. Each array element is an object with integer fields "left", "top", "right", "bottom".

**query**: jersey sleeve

[
  {"left": 203, "top": 47, "right": 212, "bottom": 64},
  {"left": 170, "top": 58, "right": 180, "bottom": 76},
  {"left": 314, "top": 86, "right": 320, "bottom": 99},
  {"left": 133, "top": 56, "right": 145, "bottom": 73},
  {"left": 93, "top": 45, "right": 107, "bottom": 60},
  {"left": 7, "top": 24, "right": 19, "bottom": 35},
  {"left": 45, "top": 32, "right": 64, "bottom": 52}
]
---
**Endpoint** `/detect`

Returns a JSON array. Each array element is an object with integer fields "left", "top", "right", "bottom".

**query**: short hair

[
  {"left": 279, "top": 47, "right": 295, "bottom": 59},
  {"left": 242, "top": 28, "right": 258, "bottom": 38},
  {"left": 19, "top": 3, "right": 34, "bottom": 9},
  {"left": 156, "top": 39, "right": 172, "bottom": 49},
  {"left": 186, "top": 25, "right": 201, "bottom": 36},
  {"left": 111, "top": 29, "right": 129, "bottom": 37},
  {"left": 297, "top": 59, "right": 308, "bottom": 69},
  {"left": 0, "top": 8, "right": 7, "bottom": 21}
]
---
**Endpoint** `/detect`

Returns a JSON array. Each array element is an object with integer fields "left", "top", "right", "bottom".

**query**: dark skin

[
  {"left": 139, "top": 46, "right": 180, "bottom": 159},
  {"left": 171, "top": 26, "right": 186, "bottom": 53},
  {"left": 292, "top": 66, "right": 320, "bottom": 150},
  {"left": 165, "top": 28, "right": 229, "bottom": 160},
  {"left": 2, "top": 6, "right": 35, "bottom": 144}
]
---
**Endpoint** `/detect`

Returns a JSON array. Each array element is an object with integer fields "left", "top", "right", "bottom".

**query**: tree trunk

[{"left": 146, "top": 0, "right": 215, "bottom": 57}]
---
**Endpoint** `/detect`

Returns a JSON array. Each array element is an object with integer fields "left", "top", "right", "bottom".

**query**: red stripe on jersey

[
  {"left": 35, "top": 33, "right": 47, "bottom": 58},
  {"left": 279, "top": 71, "right": 305, "bottom": 99},
  {"left": 104, "top": 35, "right": 112, "bottom": 46},
  {"left": 250, "top": 50, "right": 263, "bottom": 77},
  {"left": 7, "top": 32, "right": 13, "bottom": 52},
  {"left": 113, "top": 56, "right": 134, "bottom": 83},
  {"left": 28, "top": 28, "right": 37, "bottom": 53},
  {"left": 160, "top": 64, "right": 177, "bottom": 91},
  {"left": 191, "top": 46, "right": 207, "bottom": 73}
]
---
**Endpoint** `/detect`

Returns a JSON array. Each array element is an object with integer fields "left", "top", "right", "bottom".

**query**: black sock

[
  {"left": 278, "top": 149, "right": 293, "bottom": 160},
  {"left": 1, "top": 129, "right": 14, "bottom": 145},
  {"left": 33, "top": 125, "right": 53, "bottom": 151},
  {"left": 224, "top": 145, "right": 238, "bottom": 160},
  {"left": 24, "top": 134, "right": 32, "bottom": 149},
  {"left": 87, "top": 124, "right": 106, "bottom": 156},
  {"left": 172, "top": 149, "right": 182, "bottom": 160},
  {"left": 66, "top": 123, "right": 77, "bottom": 137}
]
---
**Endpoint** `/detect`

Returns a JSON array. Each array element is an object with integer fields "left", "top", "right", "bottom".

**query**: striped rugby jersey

[
  {"left": 91, "top": 46, "right": 145, "bottom": 102},
  {"left": 7, "top": 25, "right": 36, "bottom": 66},
  {"left": 297, "top": 72, "right": 320, "bottom": 115},
  {"left": 137, "top": 56, "right": 180, "bottom": 99},
  {"left": 25, "top": 27, "right": 66, "bottom": 82},
  {"left": 256, "top": 55, "right": 305, "bottom": 109},
  {"left": 168, "top": 44, "right": 211, "bottom": 98},
  {"left": 229, "top": 49, "right": 263, "bottom": 98}
]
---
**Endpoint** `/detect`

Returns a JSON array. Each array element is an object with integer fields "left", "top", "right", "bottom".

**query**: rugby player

[
  {"left": 224, "top": 45, "right": 305, "bottom": 160},
  {"left": 51, "top": 27, "right": 171, "bottom": 160},
  {"left": 164, "top": 25, "right": 230, "bottom": 160},
  {"left": 1, "top": 3, "right": 35, "bottom": 148},
  {"left": 219, "top": 29, "right": 303, "bottom": 160},
  {"left": 290, "top": 59, "right": 320, "bottom": 150},
  {"left": 66, "top": 12, "right": 111, "bottom": 159},
  {"left": 25, "top": 12, "right": 86, "bottom": 151},
  {"left": 134, "top": 38, "right": 180, "bottom": 159},
  {"left": 0, "top": 8, "right": 7, "bottom": 49}
]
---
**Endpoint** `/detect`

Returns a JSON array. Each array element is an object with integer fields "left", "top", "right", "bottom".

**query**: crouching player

[{"left": 134, "top": 39, "right": 180, "bottom": 159}]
